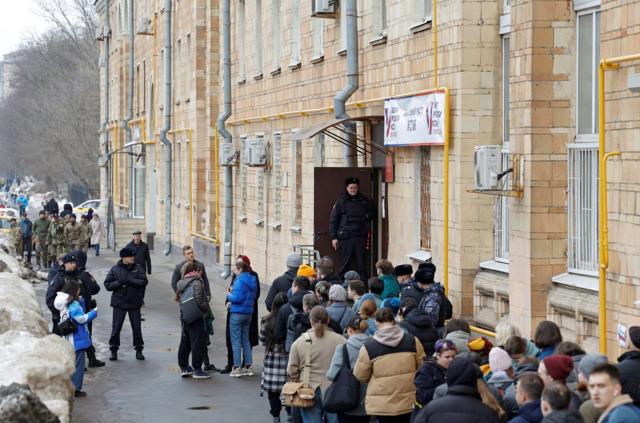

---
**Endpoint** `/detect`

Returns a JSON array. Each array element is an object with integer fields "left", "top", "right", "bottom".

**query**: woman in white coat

[{"left": 89, "top": 214, "right": 105, "bottom": 256}]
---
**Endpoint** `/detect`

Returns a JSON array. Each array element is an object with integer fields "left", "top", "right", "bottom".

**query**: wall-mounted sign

[{"left": 384, "top": 90, "right": 447, "bottom": 147}]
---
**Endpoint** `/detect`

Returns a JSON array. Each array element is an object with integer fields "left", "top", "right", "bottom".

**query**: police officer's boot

[
  {"left": 87, "top": 349, "right": 105, "bottom": 367},
  {"left": 135, "top": 349, "right": 145, "bottom": 360},
  {"left": 109, "top": 350, "right": 118, "bottom": 361}
]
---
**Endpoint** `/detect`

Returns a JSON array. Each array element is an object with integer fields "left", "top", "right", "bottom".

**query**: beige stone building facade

[{"left": 97, "top": 0, "right": 640, "bottom": 356}]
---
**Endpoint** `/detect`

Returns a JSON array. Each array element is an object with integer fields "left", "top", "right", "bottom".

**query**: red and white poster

[{"left": 383, "top": 90, "right": 447, "bottom": 147}]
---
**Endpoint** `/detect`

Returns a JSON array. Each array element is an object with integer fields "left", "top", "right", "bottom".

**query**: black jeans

[
  {"left": 267, "top": 391, "right": 282, "bottom": 417},
  {"left": 225, "top": 309, "right": 233, "bottom": 368},
  {"left": 338, "top": 415, "right": 369, "bottom": 423},
  {"left": 377, "top": 414, "right": 412, "bottom": 423},
  {"left": 109, "top": 307, "right": 144, "bottom": 351},
  {"left": 22, "top": 237, "right": 32, "bottom": 264},
  {"left": 337, "top": 235, "right": 367, "bottom": 279},
  {"left": 86, "top": 320, "right": 96, "bottom": 357},
  {"left": 178, "top": 318, "right": 206, "bottom": 370}
]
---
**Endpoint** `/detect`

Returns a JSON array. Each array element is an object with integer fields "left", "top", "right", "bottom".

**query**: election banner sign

[{"left": 383, "top": 90, "right": 447, "bottom": 147}]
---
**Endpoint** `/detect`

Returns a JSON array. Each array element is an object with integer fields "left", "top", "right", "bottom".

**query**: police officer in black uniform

[{"left": 329, "top": 177, "right": 376, "bottom": 279}]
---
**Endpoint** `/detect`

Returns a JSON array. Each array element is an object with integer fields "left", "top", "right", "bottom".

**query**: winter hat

[
  {"left": 577, "top": 353, "right": 608, "bottom": 379},
  {"left": 394, "top": 264, "right": 413, "bottom": 277},
  {"left": 62, "top": 254, "right": 77, "bottom": 264},
  {"left": 489, "top": 347, "right": 512, "bottom": 372},
  {"left": 344, "top": 270, "right": 361, "bottom": 282},
  {"left": 418, "top": 262, "right": 437, "bottom": 273},
  {"left": 286, "top": 253, "right": 303, "bottom": 268},
  {"left": 629, "top": 326, "right": 640, "bottom": 349},
  {"left": 329, "top": 285, "right": 347, "bottom": 302},
  {"left": 543, "top": 354, "right": 574, "bottom": 382},
  {"left": 414, "top": 267, "right": 435, "bottom": 284},
  {"left": 119, "top": 247, "right": 136, "bottom": 258},
  {"left": 381, "top": 297, "right": 401, "bottom": 315},
  {"left": 447, "top": 357, "right": 483, "bottom": 387},
  {"left": 297, "top": 264, "right": 316, "bottom": 279},
  {"left": 468, "top": 336, "right": 494, "bottom": 354}
]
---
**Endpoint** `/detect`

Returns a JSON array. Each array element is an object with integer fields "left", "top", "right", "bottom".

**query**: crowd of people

[{"left": 34, "top": 193, "right": 639, "bottom": 422}]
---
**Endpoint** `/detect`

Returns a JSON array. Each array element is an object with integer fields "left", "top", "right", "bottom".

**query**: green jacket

[
  {"left": 10, "top": 225, "right": 22, "bottom": 242},
  {"left": 32, "top": 217, "right": 51, "bottom": 240},
  {"left": 64, "top": 222, "right": 83, "bottom": 246},
  {"left": 48, "top": 220, "right": 65, "bottom": 245}
]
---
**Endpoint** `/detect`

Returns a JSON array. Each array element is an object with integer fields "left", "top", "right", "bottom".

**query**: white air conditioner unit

[
  {"left": 246, "top": 138, "right": 268, "bottom": 167},
  {"left": 219, "top": 143, "right": 237, "bottom": 167},
  {"left": 474, "top": 145, "right": 503, "bottom": 190},
  {"left": 137, "top": 17, "right": 154, "bottom": 35},
  {"left": 311, "top": 0, "right": 338, "bottom": 18}
]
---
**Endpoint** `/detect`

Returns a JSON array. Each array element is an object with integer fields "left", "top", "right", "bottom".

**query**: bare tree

[{"left": 0, "top": 0, "right": 99, "bottom": 191}]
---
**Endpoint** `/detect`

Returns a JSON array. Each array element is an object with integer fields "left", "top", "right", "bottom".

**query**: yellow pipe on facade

[
  {"left": 469, "top": 325, "right": 496, "bottom": 338},
  {"left": 597, "top": 52, "right": 640, "bottom": 355}
]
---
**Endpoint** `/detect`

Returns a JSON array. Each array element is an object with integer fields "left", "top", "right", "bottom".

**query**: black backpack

[{"left": 323, "top": 344, "right": 360, "bottom": 413}]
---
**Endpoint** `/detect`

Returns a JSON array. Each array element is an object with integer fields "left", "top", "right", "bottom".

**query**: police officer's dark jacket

[
  {"left": 329, "top": 192, "right": 375, "bottom": 239},
  {"left": 104, "top": 260, "right": 148, "bottom": 309}
]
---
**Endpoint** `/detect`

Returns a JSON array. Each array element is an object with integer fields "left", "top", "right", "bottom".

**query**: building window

[
  {"left": 495, "top": 35, "right": 510, "bottom": 263},
  {"left": 237, "top": 0, "right": 246, "bottom": 82},
  {"left": 567, "top": 145, "right": 599, "bottom": 275},
  {"left": 254, "top": 0, "right": 263, "bottom": 77},
  {"left": 291, "top": 139, "right": 302, "bottom": 229},
  {"left": 420, "top": 147, "right": 431, "bottom": 250},
  {"left": 185, "top": 34, "right": 191, "bottom": 100},
  {"left": 175, "top": 38, "right": 182, "bottom": 101},
  {"left": 312, "top": 17, "right": 324, "bottom": 60},
  {"left": 289, "top": 0, "right": 301, "bottom": 67},
  {"left": 133, "top": 155, "right": 146, "bottom": 218},
  {"left": 256, "top": 168, "right": 265, "bottom": 225},
  {"left": 272, "top": 132, "right": 282, "bottom": 225},
  {"left": 413, "top": 0, "right": 432, "bottom": 25},
  {"left": 271, "top": 0, "right": 281, "bottom": 73},
  {"left": 577, "top": 9, "right": 600, "bottom": 137},
  {"left": 372, "top": 0, "right": 388, "bottom": 39},
  {"left": 339, "top": 0, "right": 347, "bottom": 52}
]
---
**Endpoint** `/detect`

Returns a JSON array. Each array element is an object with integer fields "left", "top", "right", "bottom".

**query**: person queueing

[
  {"left": 104, "top": 247, "right": 148, "bottom": 361},
  {"left": 54, "top": 279, "right": 98, "bottom": 398},
  {"left": 414, "top": 339, "right": 458, "bottom": 410},
  {"left": 226, "top": 260, "right": 258, "bottom": 377},
  {"left": 260, "top": 292, "right": 290, "bottom": 423},
  {"left": 171, "top": 245, "right": 217, "bottom": 372},
  {"left": 175, "top": 261, "right": 212, "bottom": 379}
]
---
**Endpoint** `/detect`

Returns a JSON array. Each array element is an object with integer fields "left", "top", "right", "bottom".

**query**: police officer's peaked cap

[
  {"left": 119, "top": 247, "right": 136, "bottom": 258},
  {"left": 62, "top": 254, "right": 77, "bottom": 264},
  {"left": 132, "top": 230, "right": 142, "bottom": 235},
  {"left": 344, "top": 177, "right": 360, "bottom": 186},
  {"left": 394, "top": 264, "right": 413, "bottom": 276}
]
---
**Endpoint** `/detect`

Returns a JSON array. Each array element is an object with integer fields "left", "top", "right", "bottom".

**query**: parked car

[
  {"left": 0, "top": 216, "right": 14, "bottom": 234},
  {"left": 0, "top": 208, "right": 20, "bottom": 218},
  {"left": 74, "top": 199, "right": 100, "bottom": 216}
]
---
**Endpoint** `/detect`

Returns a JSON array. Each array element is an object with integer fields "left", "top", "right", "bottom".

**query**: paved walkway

[{"left": 35, "top": 248, "right": 272, "bottom": 423}]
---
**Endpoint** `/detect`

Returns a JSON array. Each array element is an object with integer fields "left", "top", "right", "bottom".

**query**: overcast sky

[{"left": 0, "top": 0, "right": 51, "bottom": 60}]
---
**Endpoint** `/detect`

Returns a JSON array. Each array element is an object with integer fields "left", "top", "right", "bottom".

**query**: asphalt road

[{"left": 35, "top": 248, "right": 271, "bottom": 423}]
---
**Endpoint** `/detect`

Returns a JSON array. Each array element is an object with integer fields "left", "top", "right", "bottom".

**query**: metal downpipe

[
  {"left": 217, "top": 0, "right": 233, "bottom": 278},
  {"left": 123, "top": 0, "right": 135, "bottom": 215},
  {"left": 102, "top": 0, "right": 115, "bottom": 248},
  {"left": 333, "top": 0, "right": 359, "bottom": 167},
  {"left": 160, "top": 0, "right": 173, "bottom": 255}
]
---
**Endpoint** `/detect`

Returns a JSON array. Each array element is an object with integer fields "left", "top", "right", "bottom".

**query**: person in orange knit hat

[{"left": 297, "top": 264, "right": 317, "bottom": 286}]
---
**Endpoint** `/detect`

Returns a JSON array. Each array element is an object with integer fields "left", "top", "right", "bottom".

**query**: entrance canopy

[{"left": 286, "top": 115, "right": 390, "bottom": 157}]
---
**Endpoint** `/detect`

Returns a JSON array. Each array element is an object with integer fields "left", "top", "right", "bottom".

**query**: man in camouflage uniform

[
  {"left": 64, "top": 213, "right": 83, "bottom": 250},
  {"left": 47, "top": 214, "right": 66, "bottom": 266},
  {"left": 79, "top": 215, "right": 93, "bottom": 253},
  {"left": 9, "top": 218, "right": 23, "bottom": 259},
  {"left": 32, "top": 210, "right": 51, "bottom": 269}
]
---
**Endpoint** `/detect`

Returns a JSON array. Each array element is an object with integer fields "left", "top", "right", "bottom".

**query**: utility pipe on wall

[
  {"left": 102, "top": 0, "right": 114, "bottom": 248},
  {"left": 124, "top": 0, "right": 135, "bottom": 214},
  {"left": 217, "top": 0, "right": 233, "bottom": 277},
  {"left": 333, "top": 0, "right": 359, "bottom": 167},
  {"left": 159, "top": 0, "right": 173, "bottom": 255}
]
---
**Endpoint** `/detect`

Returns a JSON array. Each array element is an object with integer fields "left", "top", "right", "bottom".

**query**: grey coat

[
  {"left": 176, "top": 275, "right": 211, "bottom": 315},
  {"left": 326, "top": 333, "right": 370, "bottom": 416},
  {"left": 327, "top": 302, "right": 356, "bottom": 331}
]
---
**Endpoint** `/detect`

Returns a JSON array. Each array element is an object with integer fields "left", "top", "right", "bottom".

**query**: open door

[{"left": 314, "top": 167, "right": 379, "bottom": 278}]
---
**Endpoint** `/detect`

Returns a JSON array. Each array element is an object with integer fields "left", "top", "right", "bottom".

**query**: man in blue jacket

[
  {"left": 508, "top": 372, "right": 544, "bottom": 423},
  {"left": 226, "top": 260, "right": 257, "bottom": 378},
  {"left": 104, "top": 247, "right": 149, "bottom": 361},
  {"left": 20, "top": 213, "right": 33, "bottom": 265}
]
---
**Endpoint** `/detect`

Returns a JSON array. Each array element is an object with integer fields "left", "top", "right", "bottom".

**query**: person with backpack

[
  {"left": 275, "top": 276, "right": 311, "bottom": 348},
  {"left": 227, "top": 260, "right": 258, "bottom": 378},
  {"left": 354, "top": 308, "right": 426, "bottom": 423},
  {"left": 260, "top": 292, "right": 291, "bottom": 423},
  {"left": 326, "top": 316, "right": 371, "bottom": 423},
  {"left": 413, "top": 265, "right": 452, "bottom": 335},
  {"left": 176, "top": 261, "right": 212, "bottom": 379},
  {"left": 53, "top": 279, "right": 98, "bottom": 398},
  {"left": 288, "top": 306, "right": 347, "bottom": 423},
  {"left": 286, "top": 293, "right": 321, "bottom": 353},
  {"left": 265, "top": 253, "right": 302, "bottom": 311},
  {"left": 326, "top": 285, "right": 356, "bottom": 331}
]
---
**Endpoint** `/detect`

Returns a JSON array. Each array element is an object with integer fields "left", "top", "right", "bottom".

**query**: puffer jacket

[
  {"left": 176, "top": 274, "right": 211, "bottom": 316},
  {"left": 54, "top": 293, "right": 97, "bottom": 351},
  {"left": 415, "top": 359, "right": 447, "bottom": 407},
  {"left": 354, "top": 324, "right": 425, "bottom": 416},
  {"left": 618, "top": 351, "right": 640, "bottom": 404},
  {"left": 326, "top": 333, "right": 371, "bottom": 416},
  {"left": 46, "top": 267, "right": 81, "bottom": 319},
  {"left": 227, "top": 271, "right": 257, "bottom": 314},
  {"left": 414, "top": 385, "right": 500, "bottom": 423},
  {"left": 400, "top": 308, "right": 439, "bottom": 356},
  {"left": 104, "top": 260, "right": 148, "bottom": 309}
]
